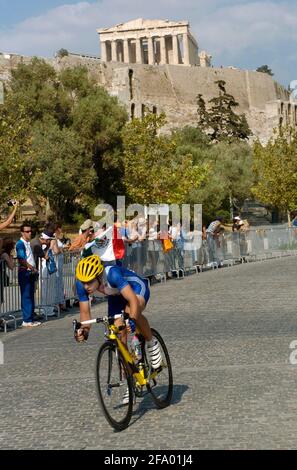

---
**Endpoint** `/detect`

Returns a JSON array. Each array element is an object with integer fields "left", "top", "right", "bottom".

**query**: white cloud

[
  {"left": 0, "top": 0, "right": 296, "bottom": 84},
  {"left": 196, "top": 1, "right": 297, "bottom": 54}
]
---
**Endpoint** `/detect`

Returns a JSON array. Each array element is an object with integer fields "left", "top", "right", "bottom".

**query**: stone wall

[{"left": 0, "top": 52, "right": 293, "bottom": 143}]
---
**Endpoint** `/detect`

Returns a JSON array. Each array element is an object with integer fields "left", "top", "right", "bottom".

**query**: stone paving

[{"left": 1, "top": 256, "right": 297, "bottom": 450}]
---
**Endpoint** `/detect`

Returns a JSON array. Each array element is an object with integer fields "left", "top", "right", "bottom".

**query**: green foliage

[
  {"left": 174, "top": 126, "right": 254, "bottom": 221},
  {"left": 197, "top": 80, "right": 252, "bottom": 142},
  {"left": 252, "top": 128, "right": 297, "bottom": 213},
  {"left": 0, "top": 103, "right": 33, "bottom": 203},
  {"left": 56, "top": 48, "right": 69, "bottom": 58},
  {"left": 31, "top": 122, "right": 97, "bottom": 219},
  {"left": 256, "top": 65, "right": 274, "bottom": 76},
  {"left": 0, "top": 58, "right": 128, "bottom": 219},
  {"left": 122, "top": 114, "right": 208, "bottom": 205}
]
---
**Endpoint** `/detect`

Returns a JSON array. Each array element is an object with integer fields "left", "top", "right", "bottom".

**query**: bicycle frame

[{"left": 73, "top": 315, "right": 158, "bottom": 387}]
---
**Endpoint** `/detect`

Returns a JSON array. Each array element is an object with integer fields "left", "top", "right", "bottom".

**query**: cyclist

[{"left": 74, "top": 255, "right": 162, "bottom": 370}]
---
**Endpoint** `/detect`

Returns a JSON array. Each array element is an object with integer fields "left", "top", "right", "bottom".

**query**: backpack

[{"left": 46, "top": 248, "right": 57, "bottom": 275}]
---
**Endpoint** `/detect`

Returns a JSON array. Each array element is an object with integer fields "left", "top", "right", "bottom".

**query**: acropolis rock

[{"left": 0, "top": 18, "right": 295, "bottom": 143}]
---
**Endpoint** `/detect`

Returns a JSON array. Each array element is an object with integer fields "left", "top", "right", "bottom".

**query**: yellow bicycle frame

[{"left": 108, "top": 324, "right": 158, "bottom": 387}]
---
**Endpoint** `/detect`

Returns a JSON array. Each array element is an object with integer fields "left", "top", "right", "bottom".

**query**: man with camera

[{"left": 0, "top": 199, "right": 19, "bottom": 232}]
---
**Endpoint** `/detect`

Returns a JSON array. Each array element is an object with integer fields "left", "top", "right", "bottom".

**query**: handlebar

[{"left": 72, "top": 313, "right": 125, "bottom": 331}]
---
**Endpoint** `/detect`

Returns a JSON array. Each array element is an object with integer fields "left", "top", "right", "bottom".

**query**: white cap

[{"left": 40, "top": 232, "right": 55, "bottom": 240}]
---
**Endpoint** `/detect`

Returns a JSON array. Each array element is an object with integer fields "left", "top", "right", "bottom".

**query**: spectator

[
  {"left": 292, "top": 213, "right": 297, "bottom": 235},
  {"left": 147, "top": 218, "right": 160, "bottom": 275},
  {"left": 68, "top": 219, "right": 94, "bottom": 252},
  {"left": 0, "top": 201, "right": 19, "bottom": 253},
  {"left": 0, "top": 200, "right": 18, "bottom": 232},
  {"left": 82, "top": 222, "right": 125, "bottom": 266},
  {"left": 0, "top": 238, "right": 15, "bottom": 311},
  {"left": 238, "top": 220, "right": 249, "bottom": 262},
  {"left": 45, "top": 221, "right": 68, "bottom": 312},
  {"left": 232, "top": 216, "right": 242, "bottom": 232},
  {"left": 201, "top": 224, "right": 209, "bottom": 266},
  {"left": 31, "top": 230, "right": 56, "bottom": 317},
  {"left": 0, "top": 238, "right": 15, "bottom": 270},
  {"left": 16, "top": 224, "right": 41, "bottom": 327},
  {"left": 206, "top": 217, "right": 223, "bottom": 267}
]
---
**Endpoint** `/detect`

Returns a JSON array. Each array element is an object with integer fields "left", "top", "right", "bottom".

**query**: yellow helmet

[{"left": 76, "top": 255, "right": 104, "bottom": 282}]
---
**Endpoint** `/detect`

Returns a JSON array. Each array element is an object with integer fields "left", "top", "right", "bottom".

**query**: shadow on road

[{"left": 126, "top": 384, "right": 188, "bottom": 429}]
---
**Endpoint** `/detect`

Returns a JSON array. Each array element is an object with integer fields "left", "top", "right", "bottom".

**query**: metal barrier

[{"left": 1, "top": 227, "right": 297, "bottom": 332}]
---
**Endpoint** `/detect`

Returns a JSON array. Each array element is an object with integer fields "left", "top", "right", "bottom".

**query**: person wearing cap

[
  {"left": 16, "top": 224, "right": 41, "bottom": 327},
  {"left": 232, "top": 216, "right": 242, "bottom": 232},
  {"left": 31, "top": 230, "right": 59, "bottom": 317},
  {"left": 81, "top": 220, "right": 125, "bottom": 267},
  {"left": 31, "top": 230, "right": 55, "bottom": 268},
  {"left": 68, "top": 219, "right": 94, "bottom": 252}
]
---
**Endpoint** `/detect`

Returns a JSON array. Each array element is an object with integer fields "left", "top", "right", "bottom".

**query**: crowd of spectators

[{"left": 1, "top": 203, "right": 288, "bottom": 329}]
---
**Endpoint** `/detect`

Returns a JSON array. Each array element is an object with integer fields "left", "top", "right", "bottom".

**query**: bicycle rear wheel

[
  {"left": 95, "top": 341, "right": 133, "bottom": 431},
  {"left": 144, "top": 328, "right": 173, "bottom": 408}
]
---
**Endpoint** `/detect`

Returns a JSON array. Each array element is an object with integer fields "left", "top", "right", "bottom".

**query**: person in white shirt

[{"left": 16, "top": 224, "right": 41, "bottom": 327}]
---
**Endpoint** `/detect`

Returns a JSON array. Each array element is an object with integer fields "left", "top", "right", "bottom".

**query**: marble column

[
  {"left": 101, "top": 41, "right": 107, "bottom": 62},
  {"left": 148, "top": 36, "right": 154, "bottom": 65},
  {"left": 123, "top": 38, "right": 130, "bottom": 63},
  {"left": 136, "top": 38, "right": 142, "bottom": 64},
  {"left": 172, "top": 34, "right": 179, "bottom": 65},
  {"left": 111, "top": 40, "right": 117, "bottom": 62},
  {"left": 183, "top": 33, "right": 190, "bottom": 65},
  {"left": 160, "top": 36, "right": 166, "bottom": 64}
]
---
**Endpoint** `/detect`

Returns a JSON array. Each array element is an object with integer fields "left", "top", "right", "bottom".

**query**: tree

[
  {"left": 197, "top": 80, "right": 252, "bottom": 142},
  {"left": 56, "top": 48, "right": 69, "bottom": 58},
  {"left": 9, "top": 57, "right": 65, "bottom": 124},
  {"left": 0, "top": 103, "right": 33, "bottom": 204},
  {"left": 252, "top": 128, "right": 297, "bottom": 223},
  {"left": 173, "top": 126, "right": 253, "bottom": 222},
  {"left": 122, "top": 114, "right": 208, "bottom": 205},
  {"left": 71, "top": 86, "right": 127, "bottom": 205},
  {"left": 256, "top": 65, "right": 274, "bottom": 76},
  {"left": 1, "top": 59, "right": 128, "bottom": 218},
  {"left": 31, "top": 122, "right": 97, "bottom": 219}
]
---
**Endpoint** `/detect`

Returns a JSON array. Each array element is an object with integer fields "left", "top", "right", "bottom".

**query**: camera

[{"left": 7, "top": 199, "right": 16, "bottom": 207}]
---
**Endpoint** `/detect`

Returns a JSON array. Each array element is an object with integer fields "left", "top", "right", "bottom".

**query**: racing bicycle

[{"left": 73, "top": 313, "right": 173, "bottom": 431}]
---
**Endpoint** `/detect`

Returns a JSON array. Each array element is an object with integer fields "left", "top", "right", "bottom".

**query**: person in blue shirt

[
  {"left": 16, "top": 224, "right": 41, "bottom": 327},
  {"left": 75, "top": 255, "right": 162, "bottom": 370}
]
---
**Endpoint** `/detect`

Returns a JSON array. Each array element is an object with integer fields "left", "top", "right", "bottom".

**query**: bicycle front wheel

[
  {"left": 95, "top": 341, "right": 133, "bottom": 431},
  {"left": 144, "top": 328, "right": 173, "bottom": 409}
]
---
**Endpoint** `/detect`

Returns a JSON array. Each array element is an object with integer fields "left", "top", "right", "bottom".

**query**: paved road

[{"left": 1, "top": 256, "right": 297, "bottom": 450}]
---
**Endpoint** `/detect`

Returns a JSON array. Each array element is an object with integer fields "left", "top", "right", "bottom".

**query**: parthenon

[{"left": 97, "top": 18, "right": 202, "bottom": 66}]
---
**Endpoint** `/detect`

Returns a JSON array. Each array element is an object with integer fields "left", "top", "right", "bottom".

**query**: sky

[{"left": 0, "top": 0, "right": 296, "bottom": 87}]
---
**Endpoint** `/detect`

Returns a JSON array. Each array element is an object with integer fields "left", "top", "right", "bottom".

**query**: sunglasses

[{"left": 22, "top": 230, "right": 32, "bottom": 233}]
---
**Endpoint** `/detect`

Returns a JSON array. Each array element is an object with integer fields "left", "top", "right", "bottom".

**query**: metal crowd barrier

[
  {"left": 1, "top": 227, "right": 297, "bottom": 332},
  {"left": 0, "top": 252, "right": 81, "bottom": 332}
]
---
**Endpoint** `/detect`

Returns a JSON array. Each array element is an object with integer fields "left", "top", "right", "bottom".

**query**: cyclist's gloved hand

[{"left": 74, "top": 327, "right": 90, "bottom": 343}]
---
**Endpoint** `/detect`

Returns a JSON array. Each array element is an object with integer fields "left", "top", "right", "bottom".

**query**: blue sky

[{"left": 0, "top": 0, "right": 296, "bottom": 87}]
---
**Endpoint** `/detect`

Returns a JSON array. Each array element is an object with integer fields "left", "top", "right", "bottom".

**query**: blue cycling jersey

[{"left": 76, "top": 265, "right": 150, "bottom": 316}]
